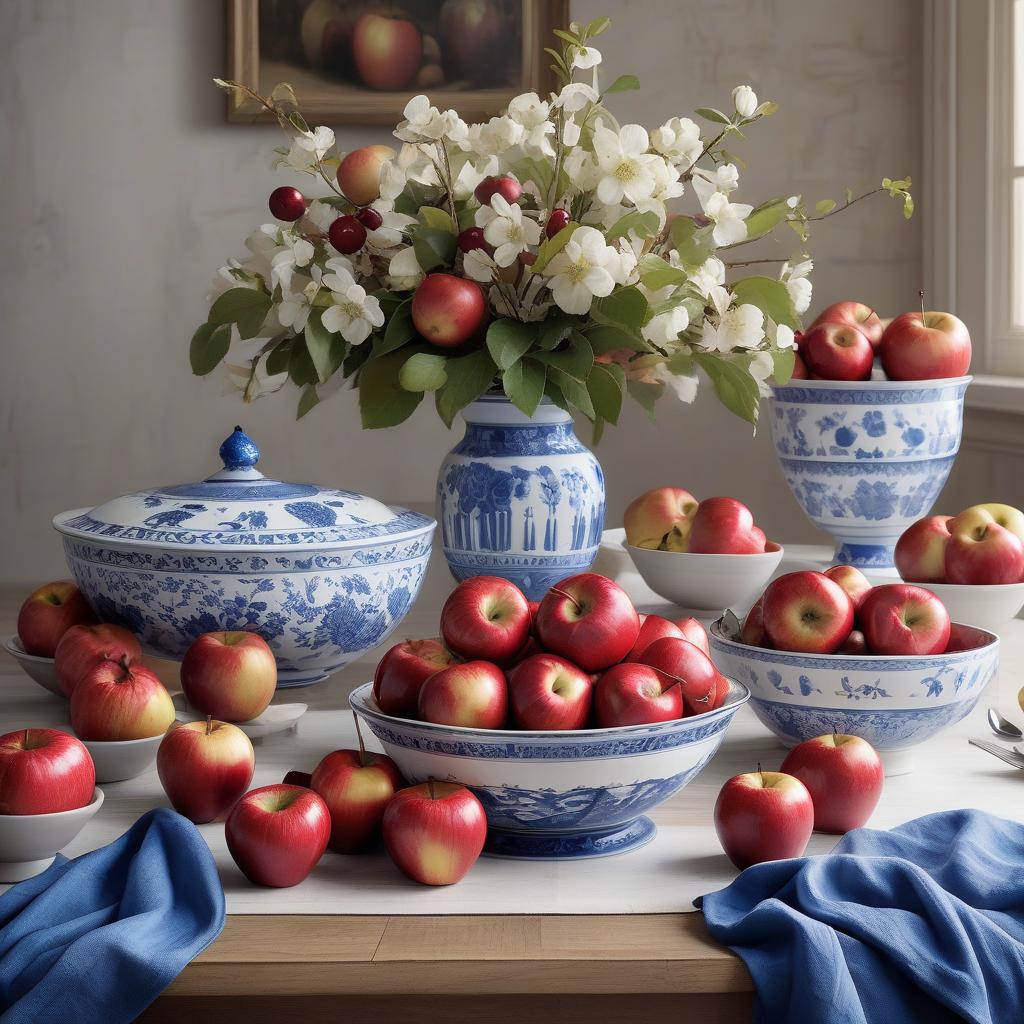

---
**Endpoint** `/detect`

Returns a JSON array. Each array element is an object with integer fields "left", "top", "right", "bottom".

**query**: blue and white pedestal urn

[
  {"left": 437, "top": 394, "right": 606, "bottom": 599},
  {"left": 53, "top": 427, "right": 435, "bottom": 687}
]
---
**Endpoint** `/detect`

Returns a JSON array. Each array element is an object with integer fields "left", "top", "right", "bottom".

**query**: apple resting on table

[
  {"left": 311, "top": 748, "right": 403, "bottom": 853},
  {"left": 180, "top": 631, "right": 277, "bottom": 723}
]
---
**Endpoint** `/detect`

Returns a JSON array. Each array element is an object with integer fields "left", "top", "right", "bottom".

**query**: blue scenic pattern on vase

[
  {"left": 437, "top": 395, "right": 605, "bottom": 598},
  {"left": 769, "top": 378, "right": 969, "bottom": 572}
]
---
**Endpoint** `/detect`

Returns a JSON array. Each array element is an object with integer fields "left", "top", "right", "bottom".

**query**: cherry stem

[
  {"left": 206, "top": 715, "right": 213, "bottom": 737},
  {"left": 548, "top": 585, "right": 581, "bottom": 612},
  {"left": 353, "top": 713, "right": 368, "bottom": 768}
]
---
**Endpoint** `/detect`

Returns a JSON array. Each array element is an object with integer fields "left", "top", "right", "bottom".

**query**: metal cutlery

[{"left": 969, "top": 737, "right": 1024, "bottom": 770}]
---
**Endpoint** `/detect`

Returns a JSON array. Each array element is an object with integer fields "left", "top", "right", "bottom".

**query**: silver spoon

[{"left": 988, "top": 707, "right": 1024, "bottom": 741}]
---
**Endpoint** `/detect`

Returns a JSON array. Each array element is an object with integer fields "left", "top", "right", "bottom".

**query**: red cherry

[
  {"left": 357, "top": 207, "right": 384, "bottom": 230},
  {"left": 328, "top": 215, "right": 367, "bottom": 255},
  {"left": 545, "top": 208, "right": 571, "bottom": 238},
  {"left": 457, "top": 227, "right": 488, "bottom": 253},
  {"left": 474, "top": 176, "right": 522, "bottom": 207},
  {"left": 269, "top": 186, "right": 307, "bottom": 222}
]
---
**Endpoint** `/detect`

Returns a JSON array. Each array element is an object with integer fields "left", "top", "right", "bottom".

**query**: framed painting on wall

[{"left": 226, "top": 0, "right": 571, "bottom": 124}]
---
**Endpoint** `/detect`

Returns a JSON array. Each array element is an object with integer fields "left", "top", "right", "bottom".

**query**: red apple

[
  {"left": 639, "top": 637, "right": 720, "bottom": 716},
  {"left": 944, "top": 508, "right": 1024, "bottom": 584},
  {"left": 417, "top": 660, "right": 507, "bottom": 729},
  {"left": 838, "top": 629, "right": 868, "bottom": 654},
  {"left": 351, "top": 13, "right": 422, "bottom": 91},
  {"left": 801, "top": 322, "right": 873, "bottom": 381},
  {"left": 823, "top": 564, "right": 872, "bottom": 613},
  {"left": 16, "top": 581, "right": 95, "bottom": 657},
  {"left": 714, "top": 771, "right": 815, "bottom": 869},
  {"left": 879, "top": 311, "right": 971, "bottom": 380},
  {"left": 859, "top": 583, "right": 951, "bottom": 656},
  {"left": 740, "top": 596, "right": 768, "bottom": 647},
  {"left": 535, "top": 573, "right": 641, "bottom": 672},
  {"left": 780, "top": 734, "right": 884, "bottom": 834},
  {"left": 810, "top": 301, "right": 884, "bottom": 348},
  {"left": 336, "top": 144, "right": 396, "bottom": 206},
  {"left": 412, "top": 273, "right": 486, "bottom": 348},
  {"left": 440, "top": 576, "right": 531, "bottom": 664},
  {"left": 382, "top": 780, "right": 487, "bottom": 885},
  {"left": 687, "top": 497, "right": 767, "bottom": 554},
  {"left": 623, "top": 487, "right": 698, "bottom": 550},
  {"left": 311, "top": 748, "right": 404, "bottom": 853},
  {"left": 374, "top": 638, "right": 458, "bottom": 718},
  {"left": 961, "top": 503, "right": 1024, "bottom": 544},
  {"left": 790, "top": 351, "right": 809, "bottom": 379},
  {"left": 673, "top": 617, "right": 711, "bottom": 657},
  {"left": 509, "top": 634, "right": 543, "bottom": 665},
  {"left": 624, "top": 614, "right": 685, "bottom": 661},
  {"left": 0, "top": 728, "right": 95, "bottom": 815},
  {"left": 527, "top": 600, "right": 540, "bottom": 633},
  {"left": 157, "top": 720, "right": 255, "bottom": 824},
  {"left": 225, "top": 784, "right": 331, "bottom": 888},
  {"left": 440, "top": 0, "right": 504, "bottom": 81},
  {"left": 895, "top": 515, "right": 953, "bottom": 583},
  {"left": 70, "top": 659, "right": 176, "bottom": 741},
  {"left": 945, "top": 623, "right": 989, "bottom": 653},
  {"left": 594, "top": 663, "right": 683, "bottom": 727},
  {"left": 474, "top": 175, "right": 522, "bottom": 207},
  {"left": 54, "top": 623, "right": 142, "bottom": 697},
  {"left": 180, "top": 631, "right": 277, "bottom": 723},
  {"left": 762, "top": 572, "right": 855, "bottom": 654},
  {"left": 507, "top": 654, "right": 593, "bottom": 730}
]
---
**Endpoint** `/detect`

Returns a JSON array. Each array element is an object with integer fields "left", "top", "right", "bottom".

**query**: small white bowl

[
  {"left": 171, "top": 694, "right": 307, "bottom": 739},
  {"left": 0, "top": 787, "right": 104, "bottom": 882},
  {"left": 623, "top": 541, "right": 785, "bottom": 615},
  {"left": 907, "top": 581, "right": 1024, "bottom": 633},
  {"left": 81, "top": 733, "right": 163, "bottom": 783},
  {"left": 3, "top": 635, "right": 64, "bottom": 698}
]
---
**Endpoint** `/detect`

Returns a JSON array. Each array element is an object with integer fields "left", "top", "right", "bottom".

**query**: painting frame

[{"left": 225, "top": 0, "right": 571, "bottom": 125}]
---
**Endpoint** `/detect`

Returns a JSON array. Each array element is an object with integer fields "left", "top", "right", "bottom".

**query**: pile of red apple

[
  {"left": 740, "top": 566, "right": 965, "bottom": 657},
  {"left": 896, "top": 502, "right": 1024, "bottom": 585},
  {"left": 374, "top": 572, "right": 729, "bottom": 730},
  {"left": 623, "top": 488, "right": 770, "bottom": 554},
  {"left": 793, "top": 299, "right": 971, "bottom": 382}
]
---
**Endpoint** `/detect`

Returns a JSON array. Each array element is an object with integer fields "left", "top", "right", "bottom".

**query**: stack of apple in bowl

[
  {"left": 896, "top": 502, "right": 1024, "bottom": 631},
  {"left": 351, "top": 572, "right": 751, "bottom": 859},
  {"left": 620, "top": 488, "right": 783, "bottom": 615},
  {"left": 710, "top": 565, "right": 1000, "bottom": 775}
]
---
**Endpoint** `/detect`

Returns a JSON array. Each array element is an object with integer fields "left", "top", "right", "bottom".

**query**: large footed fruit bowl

[
  {"left": 350, "top": 678, "right": 750, "bottom": 859},
  {"left": 53, "top": 428, "right": 435, "bottom": 687}
]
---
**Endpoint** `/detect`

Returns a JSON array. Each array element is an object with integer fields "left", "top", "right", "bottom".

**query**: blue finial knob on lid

[{"left": 219, "top": 426, "right": 260, "bottom": 471}]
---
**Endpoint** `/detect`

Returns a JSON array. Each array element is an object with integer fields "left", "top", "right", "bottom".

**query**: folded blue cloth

[
  {"left": 698, "top": 809, "right": 1024, "bottom": 1024},
  {"left": 0, "top": 807, "right": 224, "bottom": 1024}
]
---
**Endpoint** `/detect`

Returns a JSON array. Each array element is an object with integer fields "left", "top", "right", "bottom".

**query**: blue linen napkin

[
  {"left": 698, "top": 809, "right": 1024, "bottom": 1024},
  {"left": 0, "top": 807, "right": 224, "bottom": 1024}
]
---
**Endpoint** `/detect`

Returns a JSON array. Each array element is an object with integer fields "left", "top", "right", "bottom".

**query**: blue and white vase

[{"left": 437, "top": 394, "right": 605, "bottom": 599}]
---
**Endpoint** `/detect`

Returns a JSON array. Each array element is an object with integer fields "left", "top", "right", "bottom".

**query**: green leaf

[
  {"left": 586, "top": 15, "right": 611, "bottom": 36},
  {"left": 435, "top": 348, "right": 498, "bottom": 427},
  {"left": 693, "top": 353, "right": 761, "bottom": 425},
  {"left": 815, "top": 198, "right": 837, "bottom": 215},
  {"left": 605, "top": 74, "right": 640, "bottom": 94},
  {"left": 412, "top": 227, "right": 456, "bottom": 272},
  {"left": 372, "top": 298, "right": 414, "bottom": 358},
  {"left": 596, "top": 286, "right": 649, "bottom": 328},
  {"left": 304, "top": 311, "right": 345, "bottom": 383},
  {"left": 288, "top": 337, "right": 317, "bottom": 387},
  {"left": 399, "top": 351, "right": 448, "bottom": 392},
  {"left": 773, "top": 347, "right": 795, "bottom": 386},
  {"left": 604, "top": 209, "right": 661, "bottom": 243},
  {"left": 189, "top": 322, "right": 232, "bottom": 376},
  {"left": 730, "top": 276, "right": 799, "bottom": 329},
  {"left": 208, "top": 287, "right": 272, "bottom": 340},
  {"left": 537, "top": 315, "right": 578, "bottom": 350},
  {"left": 533, "top": 333, "right": 593, "bottom": 380},
  {"left": 265, "top": 339, "right": 293, "bottom": 377},
  {"left": 511, "top": 157, "right": 554, "bottom": 194},
  {"left": 669, "top": 218, "right": 715, "bottom": 269},
  {"left": 637, "top": 253, "right": 688, "bottom": 291},
  {"left": 486, "top": 319, "right": 538, "bottom": 370},
  {"left": 626, "top": 379, "right": 663, "bottom": 420},
  {"left": 548, "top": 367, "right": 594, "bottom": 419},
  {"left": 586, "top": 323, "right": 649, "bottom": 355},
  {"left": 587, "top": 362, "right": 625, "bottom": 425},
  {"left": 694, "top": 107, "right": 732, "bottom": 125},
  {"left": 418, "top": 205, "right": 456, "bottom": 232},
  {"left": 531, "top": 221, "right": 577, "bottom": 274},
  {"left": 296, "top": 384, "right": 319, "bottom": 420},
  {"left": 742, "top": 198, "right": 792, "bottom": 242},
  {"left": 903, "top": 194, "right": 914, "bottom": 219},
  {"left": 359, "top": 351, "right": 423, "bottom": 428},
  {"left": 754, "top": 100, "right": 779, "bottom": 117},
  {"left": 552, "top": 28, "right": 580, "bottom": 45},
  {"left": 502, "top": 357, "right": 546, "bottom": 417}
]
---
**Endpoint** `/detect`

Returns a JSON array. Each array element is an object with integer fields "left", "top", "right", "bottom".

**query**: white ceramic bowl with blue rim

[
  {"left": 350, "top": 678, "right": 750, "bottom": 860},
  {"left": 53, "top": 428, "right": 435, "bottom": 688},
  {"left": 769, "top": 377, "right": 970, "bottom": 574},
  {"left": 708, "top": 619, "right": 999, "bottom": 775}
]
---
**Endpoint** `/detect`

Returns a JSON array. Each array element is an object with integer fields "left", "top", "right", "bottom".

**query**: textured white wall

[{"left": 0, "top": 0, "right": 922, "bottom": 583}]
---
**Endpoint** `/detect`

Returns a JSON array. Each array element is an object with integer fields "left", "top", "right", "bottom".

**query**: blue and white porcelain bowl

[
  {"left": 53, "top": 428, "right": 435, "bottom": 688},
  {"left": 769, "top": 377, "right": 970, "bottom": 574},
  {"left": 350, "top": 679, "right": 749, "bottom": 860},
  {"left": 709, "top": 619, "right": 999, "bottom": 775}
]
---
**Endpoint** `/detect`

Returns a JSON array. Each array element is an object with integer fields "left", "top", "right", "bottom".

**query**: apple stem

[
  {"left": 353, "top": 713, "right": 368, "bottom": 768},
  {"left": 919, "top": 288, "right": 925, "bottom": 320},
  {"left": 757, "top": 762, "right": 764, "bottom": 785},
  {"left": 205, "top": 715, "right": 213, "bottom": 737},
  {"left": 427, "top": 777, "right": 437, "bottom": 800},
  {"left": 548, "top": 585, "right": 581, "bottom": 612}
]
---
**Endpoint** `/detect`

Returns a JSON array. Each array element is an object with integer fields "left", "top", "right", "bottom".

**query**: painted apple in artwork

[
  {"left": 374, "top": 638, "right": 458, "bottom": 718},
  {"left": 54, "top": 623, "right": 142, "bottom": 697},
  {"left": 594, "top": 663, "right": 682, "bottom": 727},
  {"left": 0, "top": 728, "right": 95, "bottom": 815},
  {"left": 70, "top": 660, "right": 176, "bottom": 741},
  {"left": 440, "top": 576, "right": 531, "bottom": 664},
  {"left": 507, "top": 654, "right": 593, "bottom": 731},
  {"left": 858, "top": 584, "right": 950, "bottom": 656},
  {"left": 440, "top": 0, "right": 505, "bottom": 81},
  {"left": 623, "top": 487, "right": 698, "bottom": 550},
  {"left": 780, "top": 734, "right": 884, "bottom": 834},
  {"left": 894, "top": 515, "right": 953, "bottom": 583},
  {"left": 879, "top": 311, "right": 971, "bottom": 380},
  {"left": 714, "top": 771, "right": 814, "bottom": 869},
  {"left": 16, "top": 581, "right": 95, "bottom": 658},
  {"left": 687, "top": 497, "right": 767, "bottom": 554},
  {"left": 180, "top": 631, "right": 277, "bottom": 723},
  {"left": 336, "top": 144, "right": 396, "bottom": 207},
  {"left": 157, "top": 720, "right": 255, "bottom": 824},
  {"left": 944, "top": 507, "right": 1024, "bottom": 584},
  {"left": 352, "top": 12, "right": 422, "bottom": 91},
  {"left": 417, "top": 660, "right": 508, "bottom": 729},
  {"left": 226, "top": 784, "right": 331, "bottom": 888},
  {"left": 801, "top": 322, "right": 873, "bottom": 381},
  {"left": 382, "top": 780, "right": 487, "bottom": 885},
  {"left": 412, "top": 273, "right": 486, "bottom": 348},
  {"left": 810, "top": 301, "right": 885, "bottom": 348},
  {"left": 310, "top": 748, "right": 403, "bottom": 853}
]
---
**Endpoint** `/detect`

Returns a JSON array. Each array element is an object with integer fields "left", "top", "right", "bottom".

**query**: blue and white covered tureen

[{"left": 53, "top": 427, "right": 435, "bottom": 687}]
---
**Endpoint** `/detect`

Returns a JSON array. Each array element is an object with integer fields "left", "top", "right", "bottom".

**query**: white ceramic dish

[
  {"left": 3, "top": 635, "right": 64, "bottom": 698},
  {"left": 172, "top": 694, "right": 307, "bottom": 739},
  {"left": 909, "top": 581, "right": 1024, "bottom": 633},
  {"left": 0, "top": 787, "right": 104, "bottom": 882},
  {"left": 623, "top": 541, "right": 784, "bottom": 615},
  {"left": 81, "top": 734, "right": 163, "bottom": 783}
]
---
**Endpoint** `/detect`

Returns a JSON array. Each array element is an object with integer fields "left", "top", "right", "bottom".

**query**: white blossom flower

[
  {"left": 748, "top": 349, "right": 775, "bottom": 394},
  {"left": 776, "top": 323, "right": 796, "bottom": 349},
  {"left": 395, "top": 95, "right": 462, "bottom": 142},
  {"left": 320, "top": 261, "right": 384, "bottom": 344},
  {"left": 562, "top": 117, "right": 582, "bottom": 146},
  {"left": 387, "top": 246, "right": 424, "bottom": 290},
  {"left": 701, "top": 303, "right": 765, "bottom": 352},
  {"left": 686, "top": 256, "right": 731, "bottom": 315},
  {"left": 278, "top": 126, "right": 336, "bottom": 173},
  {"left": 451, "top": 154, "right": 499, "bottom": 199},
  {"left": 692, "top": 162, "right": 739, "bottom": 207},
  {"left": 647, "top": 156, "right": 684, "bottom": 205},
  {"left": 544, "top": 226, "right": 620, "bottom": 314},
  {"left": 650, "top": 117, "right": 702, "bottom": 166},
  {"left": 780, "top": 258, "right": 814, "bottom": 314},
  {"left": 571, "top": 45, "right": 602, "bottom": 70},
  {"left": 463, "top": 247, "right": 497, "bottom": 283},
  {"left": 507, "top": 92, "right": 555, "bottom": 156},
  {"left": 257, "top": 225, "right": 315, "bottom": 292},
  {"left": 475, "top": 194, "right": 541, "bottom": 266},
  {"left": 277, "top": 266, "right": 323, "bottom": 332},
  {"left": 592, "top": 124, "right": 658, "bottom": 206},
  {"left": 661, "top": 365, "right": 699, "bottom": 403},
  {"left": 465, "top": 115, "right": 525, "bottom": 157},
  {"left": 642, "top": 305, "right": 690, "bottom": 346},
  {"left": 379, "top": 144, "right": 439, "bottom": 201},
  {"left": 553, "top": 82, "right": 599, "bottom": 113},
  {"left": 732, "top": 85, "right": 758, "bottom": 118},
  {"left": 302, "top": 200, "right": 336, "bottom": 235},
  {"left": 702, "top": 191, "right": 753, "bottom": 246}
]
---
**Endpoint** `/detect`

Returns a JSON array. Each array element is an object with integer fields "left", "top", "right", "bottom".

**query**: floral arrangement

[{"left": 193, "top": 16, "right": 912, "bottom": 431}]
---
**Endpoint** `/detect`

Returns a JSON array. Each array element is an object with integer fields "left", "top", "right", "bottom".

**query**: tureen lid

[{"left": 53, "top": 427, "right": 432, "bottom": 550}]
